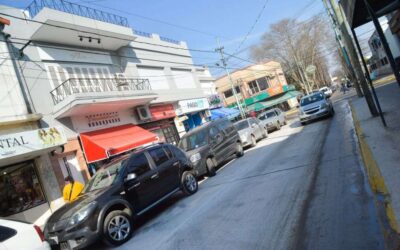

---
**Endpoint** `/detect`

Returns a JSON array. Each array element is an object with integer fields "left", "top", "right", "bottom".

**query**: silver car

[
  {"left": 234, "top": 118, "right": 267, "bottom": 147},
  {"left": 257, "top": 108, "right": 286, "bottom": 132},
  {"left": 299, "top": 91, "right": 334, "bottom": 125}
]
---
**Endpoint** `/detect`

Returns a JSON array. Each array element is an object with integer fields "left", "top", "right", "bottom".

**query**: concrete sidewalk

[{"left": 350, "top": 82, "right": 400, "bottom": 239}]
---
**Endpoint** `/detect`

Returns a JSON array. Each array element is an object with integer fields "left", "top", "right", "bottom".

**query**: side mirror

[
  {"left": 125, "top": 173, "right": 137, "bottom": 182},
  {"left": 251, "top": 123, "right": 256, "bottom": 128}
]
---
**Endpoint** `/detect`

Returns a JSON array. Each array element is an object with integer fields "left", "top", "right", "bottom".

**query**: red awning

[{"left": 80, "top": 124, "right": 158, "bottom": 163}]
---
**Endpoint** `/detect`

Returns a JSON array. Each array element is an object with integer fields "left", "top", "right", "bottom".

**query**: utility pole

[
  {"left": 215, "top": 46, "right": 245, "bottom": 119},
  {"left": 322, "top": 0, "right": 378, "bottom": 116}
]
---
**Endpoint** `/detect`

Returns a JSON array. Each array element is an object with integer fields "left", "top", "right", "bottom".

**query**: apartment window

[
  {"left": 257, "top": 77, "right": 269, "bottom": 91},
  {"left": 248, "top": 80, "right": 260, "bottom": 94},
  {"left": 223, "top": 86, "right": 241, "bottom": 98}
]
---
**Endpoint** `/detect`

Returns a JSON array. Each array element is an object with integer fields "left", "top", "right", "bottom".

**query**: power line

[
  {"left": 79, "top": 0, "right": 221, "bottom": 38},
  {"left": 0, "top": 12, "right": 217, "bottom": 54},
  {"left": 232, "top": 0, "right": 270, "bottom": 55}
]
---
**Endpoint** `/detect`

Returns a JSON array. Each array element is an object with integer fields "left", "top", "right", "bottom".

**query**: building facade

[
  {"left": 215, "top": 61, "right": 299, "bottom": 114},
  {"left": 368, "top": 16, "right": 400, "bottom": 78},
  {"left": 0, "top": 0, "right": 216, "bottom": 224}
]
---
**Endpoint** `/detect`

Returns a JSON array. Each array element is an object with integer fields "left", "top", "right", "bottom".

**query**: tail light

[{"left": 33, "top": 225, "right": 45, "bottom": 242}]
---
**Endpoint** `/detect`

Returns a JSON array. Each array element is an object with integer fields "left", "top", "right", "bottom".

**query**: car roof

[
  {"left": 181, "top": 118, "right": 228, "bottom": 137},
  {"left": 301, "top": 91, "right": 323, "bottom": 99}
]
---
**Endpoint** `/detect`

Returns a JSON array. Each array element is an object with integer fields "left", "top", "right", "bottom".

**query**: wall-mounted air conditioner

[{"left": 136, "top": 105, "right": 152, "bottom": 121}]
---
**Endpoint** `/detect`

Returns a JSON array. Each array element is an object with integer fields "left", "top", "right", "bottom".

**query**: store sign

[
  {"left": 176, "top": 98, "right": 210, "bottom": 115},
  {"left": 0, "top": 127, "right": 67, "bottom": 159},
  {"left": 150, "top": 104, "right": 176, "bottom": 121},
  {"left": 207, "top": 94, "right": 223, "bottom": 109}
]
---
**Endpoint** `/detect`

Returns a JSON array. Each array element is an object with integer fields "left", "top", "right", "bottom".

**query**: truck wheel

[
  {"left": 103, "top": 210, "right": 133, "bottom": 246},
  {"left": 251, "top": 135, "right": 257, "bottom": 147},
  {"left": 276, "top": 121, "right": 281, "bottom": 130},
  {"left": 206, "top": 158, "right": 216, "bottom": 177},
  {"left": 236, "top": 142, "right": 244, "bottom": 157}
]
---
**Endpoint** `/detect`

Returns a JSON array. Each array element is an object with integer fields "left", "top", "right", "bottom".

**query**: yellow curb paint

[{"left": 350, "top": 103, "right": 399, "bottom": 234}]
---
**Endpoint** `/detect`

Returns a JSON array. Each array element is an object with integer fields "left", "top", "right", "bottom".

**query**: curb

[{"left": 350, "top": 102, "right": 400, "bottom": 241}]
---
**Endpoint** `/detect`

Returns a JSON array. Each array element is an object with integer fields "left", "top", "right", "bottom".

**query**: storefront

[
  {"left": 174, "top": 98, "right": 211, "bottom": 136},
  {"left": 139, "top": 104, "right": 180, "bottom": 145},
  {"left": 0, "top": 127, "right": 67, "bottom": 226}
]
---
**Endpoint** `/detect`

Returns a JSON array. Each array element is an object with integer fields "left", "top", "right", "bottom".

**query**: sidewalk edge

[{"left": 350, "top": 102, "right": 399, "bottom": 237}]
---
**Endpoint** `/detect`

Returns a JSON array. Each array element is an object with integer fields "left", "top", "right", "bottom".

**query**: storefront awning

[
  {"left": 210, "top": 107, "right": 240, "bottom": 120},
  {"left": 247, "top": 91, "right": 302, "bottom": 112},
  {"left": 80, "top": 124, "right": 158, "bottom": 163}
]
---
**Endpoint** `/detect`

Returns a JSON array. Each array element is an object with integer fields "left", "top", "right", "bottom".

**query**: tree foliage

[{"left": 250, "top": 15, "right": 334, "bottom": 93}]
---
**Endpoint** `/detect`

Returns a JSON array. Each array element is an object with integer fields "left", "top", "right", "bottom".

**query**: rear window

[
  {"left": 148, "top": 147, "right": 169, "bottom": 165},
  {"left": 0, "top": 225, "right": 17, "bottom": 242},
  {"left": 300, "top": 93, "right": 324, "bottom": 106},
  {"left": 234, "top": 120, "right": 249, "bottom": 131}
]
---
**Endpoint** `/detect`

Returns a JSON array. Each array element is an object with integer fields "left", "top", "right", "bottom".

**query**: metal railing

[
  {"left": 160, "top": 36, "right": 180, "bottom": 45},
  {"left": 26, "top": 0, "right": 129, "bottom": 27},
  {"left": 133, "top": 30, "right": 152, "bottom": 38},
  {"left": 50, "top": 77, "right": 151, "bottom": 104}
]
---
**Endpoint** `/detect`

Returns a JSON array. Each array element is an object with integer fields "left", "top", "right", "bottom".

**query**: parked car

[
  {"left": 319, "top": 86, "right": 333, "bottom": 97},
  {"left": 0, "top": 218, "right": 50, "bottom": 250},
  {"left": 234, "top": 118, "right": 267, "bottom": 147},
  {"left": 44, "top": 143, "right": 198, "bottom": 249},
  {"left": 257, "top": 108, "right": 286, "bottom": 132},
  {"left": 178, "top": 118, "right": 243, "bottom": 177},
  {"left": 299, "top": 92, "right": 334, "bottom": 125}
]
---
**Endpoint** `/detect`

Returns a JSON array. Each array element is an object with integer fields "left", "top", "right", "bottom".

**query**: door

[
  {"left": 250, "top": 118, "right": 262, "bottom": 139},
  {"left": 217, "top": 119, "right": 237, "bottom": 155},
  {"left": 208, "top": 125, "right": 225, "bottom": 163},
  {"left": 125, "top": 153, "right": 160, "bottom": 211},
  {"left": 147, "top": 146, "right": 180, "bottom": 198}
]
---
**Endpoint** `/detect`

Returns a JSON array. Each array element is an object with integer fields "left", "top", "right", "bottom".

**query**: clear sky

[{"left": 0, "top": 0, "right": 375, "bottom": 77}]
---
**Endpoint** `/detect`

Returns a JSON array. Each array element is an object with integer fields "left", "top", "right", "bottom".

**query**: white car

[
  {"left": 0, "top": 219, "right": 50, "bottom": 250},
  {"left": 319, "top": 87, "right": 333, "bottom": 97}
]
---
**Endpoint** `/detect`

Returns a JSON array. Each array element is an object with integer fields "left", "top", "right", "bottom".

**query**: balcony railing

[
  {"left": 50, "top": 78, "right": 151, "bottom": 104},
  {"left": 26, "top": 0, "right": 129, "bottom": 27}
]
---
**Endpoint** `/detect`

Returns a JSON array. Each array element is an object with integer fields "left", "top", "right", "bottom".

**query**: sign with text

[
  {"left": 207, "top": 94, "right": 223, "bottom": 109},
  {"left": 0, "top": 127, "right": 67, "bottom": 159},
  {"left": 176, "top": 98, "right": 210, "bottom": 115}
]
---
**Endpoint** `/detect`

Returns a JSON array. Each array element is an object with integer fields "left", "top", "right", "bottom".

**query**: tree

[{"left": 250, "top": 15, "right": 335, "bottom": 94}]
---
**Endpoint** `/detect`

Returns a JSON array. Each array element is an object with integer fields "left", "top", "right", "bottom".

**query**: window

[
  {"left": 163, "top": 146, "right": 173, "bottom": 159},
  {"left": 223, "top": 86, "right": 241, "bottom": 98},
  {"left": 217, "top": 119, "right": 233, "bottom": 134},
  {"left": 0, "top": 162, "right": 46, "bottom": 217},
  {"left": 129, "top": 153, "right": 151, "bottom": 176},
  {"left": 248, "top": 80, "right": 260, "bottom": 94},
  {"left": 250, "top": 118, "right": 258, "bottom": 126},
  {"left": 257, "top": 77, "right": 269, "bottom": 91},
  {"left": 178, "top": 129, "right": 208, "bottom": 151},
  {"left": 149, "top": 147, "right": 169, "bottom": 166},
  {"left": 0, "top": 226, "right": 16, "bottom": 242},
  {"left": 209, "top": 126, "right": 220, "bottom": 138}
]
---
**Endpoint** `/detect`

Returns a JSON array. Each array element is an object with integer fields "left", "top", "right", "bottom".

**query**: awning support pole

[
  {"left": 351, "top": 28, "right": 387, "bottom": 127},
  {"left": 363, "top": 0, "right": 400, "bottom": 87}
]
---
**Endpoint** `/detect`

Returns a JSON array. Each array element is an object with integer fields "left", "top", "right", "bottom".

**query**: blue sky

[{"left": 0, "top": 0, "right": 374, "bottom": 77}]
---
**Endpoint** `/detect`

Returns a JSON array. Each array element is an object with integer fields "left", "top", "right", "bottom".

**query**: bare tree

[{"left": 250, "top": 15, "right": 335, "bottom": 94}]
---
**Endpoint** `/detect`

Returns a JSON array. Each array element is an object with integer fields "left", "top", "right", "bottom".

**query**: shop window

[{"left": 0, "top": 162, "right": 46, "bottom": 217}]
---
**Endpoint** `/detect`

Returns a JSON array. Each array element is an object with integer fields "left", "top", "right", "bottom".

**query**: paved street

[{"left": 92, "top": 92, "right": 386, "bottom": 250}]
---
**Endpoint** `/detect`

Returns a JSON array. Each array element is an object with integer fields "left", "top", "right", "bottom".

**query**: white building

[{"left": 0, "top": 0, "right": 216, "bottom": 225}]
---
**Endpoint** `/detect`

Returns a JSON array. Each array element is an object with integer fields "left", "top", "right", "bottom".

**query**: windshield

[
  {"left": 179, "top": 129, "right": 208, "bottom": 151},
  {"left": 83, "top": 160, "right": 125, "bottom": 193},
  {"left": 300, "top": 93, "right": 324, "bottom": 106},
  {"left": 234, "top": 120, "right": 250, "bottom": 131},
  {"left": 259, "top": 111, "right": 275, "bottom": 120}
]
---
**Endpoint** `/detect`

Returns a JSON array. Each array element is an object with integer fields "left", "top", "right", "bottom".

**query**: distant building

[
  {"left": 368, "top": 16, "right": 400, "bottom": 78},
  {"left": 214, "top": 61, "right": 299, "bottom": 114}
]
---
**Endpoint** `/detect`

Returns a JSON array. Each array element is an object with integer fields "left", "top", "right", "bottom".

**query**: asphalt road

[{"left": 94, "top": 93, "right": 386, "bottom": 250}]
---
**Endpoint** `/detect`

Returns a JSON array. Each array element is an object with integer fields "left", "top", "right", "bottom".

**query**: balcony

[
  {"left": 27, "top": 0, "right": 136, "bottom": 50},
  {"left": 50, "top": 78, "right": 157, "bottom": 118}
]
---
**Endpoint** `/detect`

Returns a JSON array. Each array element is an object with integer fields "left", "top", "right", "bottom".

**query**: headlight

[
  {"left": 190, "top": 153, "right": 201, "bottom": 163},
  {"left": 68, "top": 202, "right": 97, "bottom": 226},
  {"left": 320, "top": 103, "right": 328, "bottom": 109}
]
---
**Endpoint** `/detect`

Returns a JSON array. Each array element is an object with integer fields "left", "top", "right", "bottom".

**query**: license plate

[{"left": 50, "top": 236, "right": 58, "bottom": 244}]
